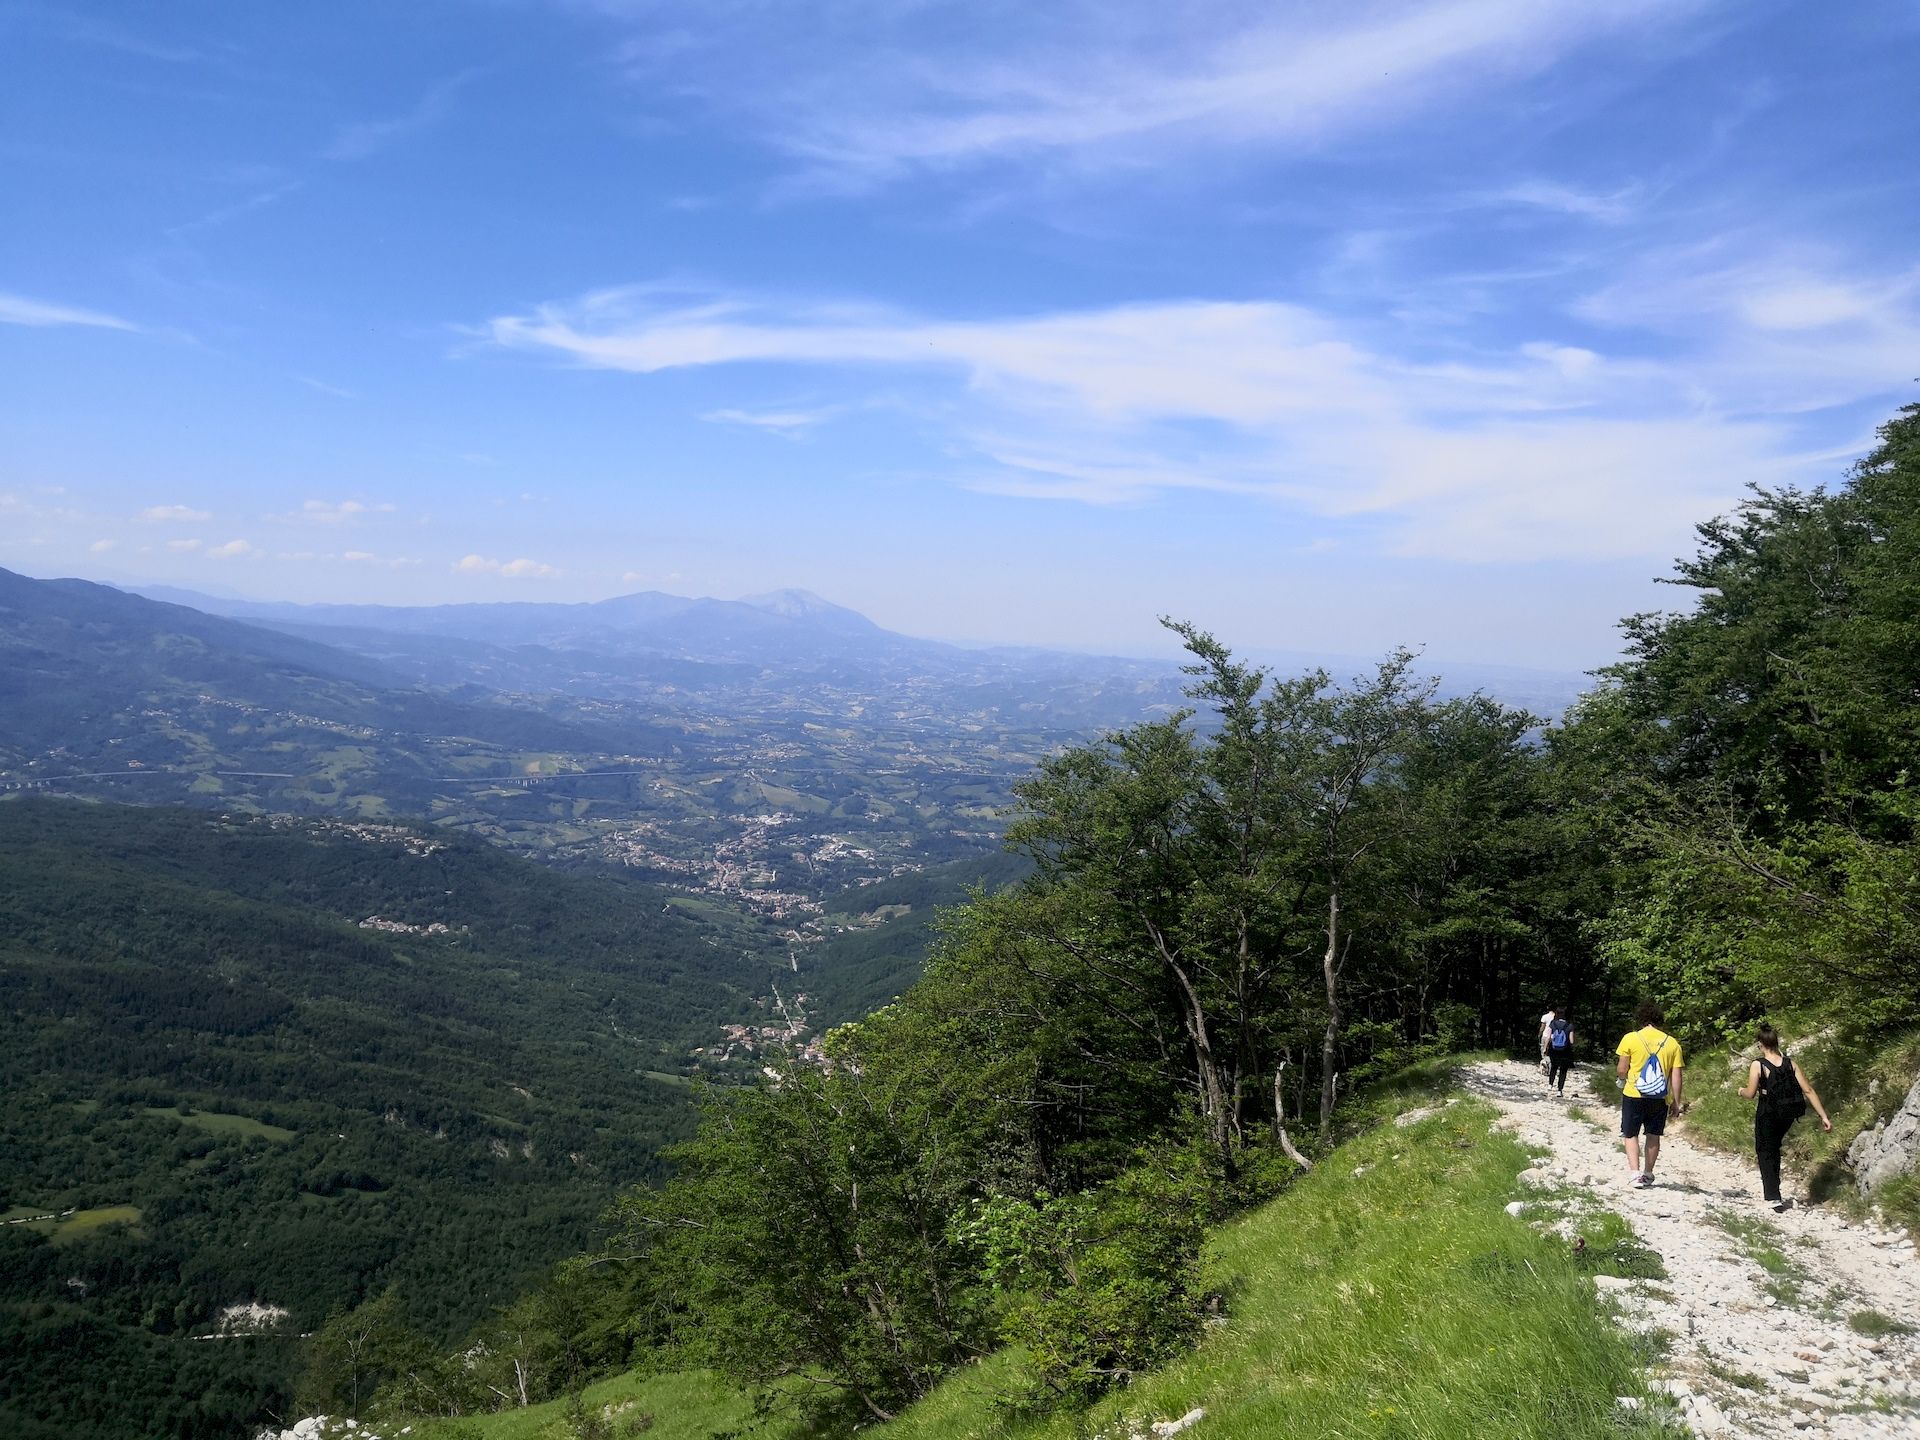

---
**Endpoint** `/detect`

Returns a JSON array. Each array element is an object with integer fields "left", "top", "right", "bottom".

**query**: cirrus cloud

[
  {"left": 599, "top": 0, "right": 1714, "bottom": 190},
  {"left": 482, "top": 258, "right": 1918, "bottom": 563},
  {"left": 0, "top": 292, "right": 139, "bottom": 331}
]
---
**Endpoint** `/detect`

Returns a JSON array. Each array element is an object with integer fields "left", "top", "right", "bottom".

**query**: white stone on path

[{"left": 1150, "top": 1407, "right": 1206, "bottom": 1436}]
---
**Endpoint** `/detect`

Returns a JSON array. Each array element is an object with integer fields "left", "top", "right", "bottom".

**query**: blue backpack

[
  {"left": 1635, "top": 1032, "right": 1673, "bottom": 1098},
  {"left": 1549, "top": 1018, "right": 1571, "bottom": 1050}
]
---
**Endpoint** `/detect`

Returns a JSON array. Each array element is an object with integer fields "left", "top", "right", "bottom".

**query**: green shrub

[{"left": 957, "top": 1139, "right": 1219, "bottom": 1403}]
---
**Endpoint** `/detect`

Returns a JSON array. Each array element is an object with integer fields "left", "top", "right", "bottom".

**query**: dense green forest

[
  {"left": 331, "top": 406, "right": 1920, "bottom": 1434},
  {"left": 0, "top": 801, "right": 784, "bottom": 1440}
]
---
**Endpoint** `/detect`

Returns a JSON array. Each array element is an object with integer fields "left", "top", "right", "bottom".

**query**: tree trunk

[
  {"left": 1159, "top": 937, "right": 1235, "bottom": 1160},
  {"left": 1274, "top": 1063, "right": 1313, "bottom": 1170},
  {"left": 1178, "top": 984, "right": 1232, "bottom": 1157},
  {"left": 1319, "top": 882, "right": 1341, "bottom": 1131}
]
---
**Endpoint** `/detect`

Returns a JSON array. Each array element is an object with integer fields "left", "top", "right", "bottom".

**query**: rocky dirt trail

[{"left": 1462, "top": 1059, "right": 1920, "bottom": 1438}]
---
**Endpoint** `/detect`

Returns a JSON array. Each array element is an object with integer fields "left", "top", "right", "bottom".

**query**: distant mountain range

[
  {"left": 129, "top": 578, "right": 1589, "bottom": 715},
  {"left": 0, "top": 568, "right": 604, "bottom": 766},
  {"left": 133, "top": 583, "right": 911, "bottom": 667},
  {"left": 0, "top": 567, "right": 1171, "bottom": 878},
  {"left": 0, "top": 565, "right": 1590, "bottom": 874}
]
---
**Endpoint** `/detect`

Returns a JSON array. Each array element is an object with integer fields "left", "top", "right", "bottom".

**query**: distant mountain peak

[
  {"left": 741, "top": 589, "right": 877, "bottom": 629},
  {"left": 742, "top": 587, "right": 833, "bottom": 614}
]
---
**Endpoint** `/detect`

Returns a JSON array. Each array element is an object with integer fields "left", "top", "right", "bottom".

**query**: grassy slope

[
  {"left": 1664, "top": 1020, "right": 1920, "bottom": 1237},
  {"left": 876, "top": 1093, "right": 1667, "bottom": 1440},
  {"left": 421, "top": 1066, "right": 1671, "bottom": 1440}
]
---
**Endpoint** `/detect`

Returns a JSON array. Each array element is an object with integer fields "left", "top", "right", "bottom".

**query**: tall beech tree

[{"left": 1006, "top": 623, "right": 1446, "bottom": 1150}]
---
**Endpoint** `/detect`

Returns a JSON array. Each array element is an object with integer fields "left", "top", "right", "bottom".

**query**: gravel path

[{"left": 1462, "top": 1059, "right": 1920, "bottom": 1438}]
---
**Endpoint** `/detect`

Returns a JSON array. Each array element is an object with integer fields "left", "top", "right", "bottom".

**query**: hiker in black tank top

[{"left": 1737, "top": 1023, "right": 1834, "bottom": 1211}]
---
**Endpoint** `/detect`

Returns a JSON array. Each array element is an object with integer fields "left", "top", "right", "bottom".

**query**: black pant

[
  {"left": 1755, "top": 1105, "right": 1800, "bottom": 1202},
  {"left": 1547, "top": 1050, "right": 1573, "bottom": 1093}
]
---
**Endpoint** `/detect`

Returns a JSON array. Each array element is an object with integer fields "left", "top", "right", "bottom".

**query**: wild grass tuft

[
  {"left": 1706, "top": 1209, "right": 1812, "bottom": 1307},
  {"left": 1575, "top": 1212, "right": 1668, "bottom": 1281},
  {"left": 1850, "top": 1310, "right": 1917, "bottom": 1339}
]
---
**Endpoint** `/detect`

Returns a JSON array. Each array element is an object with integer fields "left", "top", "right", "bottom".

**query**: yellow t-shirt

[{"left": 1616, "top": 1027, "right": 1683, "bottom": 1099}]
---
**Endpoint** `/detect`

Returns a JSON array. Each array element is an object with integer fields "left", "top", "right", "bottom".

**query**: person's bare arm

[
  {"left": 1799, "top": 1067, "right": 1834, "bottom": 1130},
  {"left": 1616, "top": 1053, "right": 1630, "bottom": 1081},
  {"left": 1671, "top": 1062, "right": 1685, "bottom": 1110},
  {"left": 1738, "top": 1060, "right": 1761, "bottom": 1100}
]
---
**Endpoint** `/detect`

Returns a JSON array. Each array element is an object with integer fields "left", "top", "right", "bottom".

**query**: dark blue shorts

[{"left": 1621, "top": 1095, "right": 1668, "bottom": 1138}]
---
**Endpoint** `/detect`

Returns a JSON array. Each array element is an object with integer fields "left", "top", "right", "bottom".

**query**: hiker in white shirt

[{"left": 1538, "top": 1007, "right": 1557, "bottom": 1075}]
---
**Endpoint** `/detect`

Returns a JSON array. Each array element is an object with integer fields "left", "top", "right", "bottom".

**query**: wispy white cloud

[
  {"left": 142, "top": 504, "right": 212, "bottom": 523},
  {"left": 284, "top": 499, "right": 397, "bottom": 524},
  {"left": 701, "top": 404, "right": 846, "bottom": 434},
  {"left": 484, "top": 255, "right": 1917, "bottom": 561},
  {"left": 295, "top": 375, "right": 355, "bottom": 400},
  {"left": 206, "top": 538, "right": 257, "bottom": 559},
  {"left": 455, "top": 553, "right": 561, "bottom": 579},
  {"left": 48, "top": 14, "right": 203, "bottom": 64},
  {"left": 1573, "top": 249, "right": 1920, "bottom": 412},
  {"left": 166, "top": 181, "right": 302, "bottom": 240},
  {"left": 324, "top": 71, "right": 483, "bottom": 162},
  {"left": 89, "top": 539, "right": 116, "bottom": 553},
  {"left": 489, "top": 288, "right": 1390, "bottom": 424},
  {"left": 167, "top": 538, "right": 203, "bottom": 552},
  {"left": 1483, "top": 180, "right": 1647, "bottom": 224},
  {"left": 601, "top": 0, "right": 1713, "bottom": 188},
  {"left": 342, "top": 549, "right": 422, "bottom": 567},
  {"left": 0, "top": 292, "right": 139, "bottom": 331}
]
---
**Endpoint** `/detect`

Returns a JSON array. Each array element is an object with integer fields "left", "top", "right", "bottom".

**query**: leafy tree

[
  {"left": 608, "top": 1031, "right": 991, "bottom": 1423},
  {"left": 1006, "top": 623, "right": 1442, "bottom": 1150},
  {"left": 298, "top": 1290, "right": 430, "bottom": 1418},
  {"left": 1560, "top": 404, "right": 1920, "bottom": 1030}
]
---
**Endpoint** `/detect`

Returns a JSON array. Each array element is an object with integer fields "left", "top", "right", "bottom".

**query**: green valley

[{"left": 0, "top": 798, "right": 790, "bottom": 1440}]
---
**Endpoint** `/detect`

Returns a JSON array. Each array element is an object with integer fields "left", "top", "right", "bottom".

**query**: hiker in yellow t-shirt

[{"left": 1615, "top": 999, "right": 1684, "bottom": 1190}]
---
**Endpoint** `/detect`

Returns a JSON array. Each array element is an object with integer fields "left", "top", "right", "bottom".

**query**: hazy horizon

[
  {"left": 15, "top": 559, "right": 1595, "bottom": 679},
  {"left": 5, "top": 2, "right": 1917, "bottom": 672}
]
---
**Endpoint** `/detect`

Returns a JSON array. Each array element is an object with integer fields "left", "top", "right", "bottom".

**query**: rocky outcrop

[
  {"left": 257, "top": 1418, "right": 413, "bottom": 1439},
  {"left": 1847, "top": 1073, "right": 1920, "bottom": 1196},
  {"left": 212, "top": 1299, "right": 289, "bottom": 1335}
]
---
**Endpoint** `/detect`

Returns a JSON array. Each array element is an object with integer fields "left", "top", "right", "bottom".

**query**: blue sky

[{"left": 3, "top": 0, "right": 1917, "bottom": 668}]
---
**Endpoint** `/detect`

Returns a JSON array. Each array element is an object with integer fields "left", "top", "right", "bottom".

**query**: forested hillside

[
  {"left": 324, "top": 407, "right": 1920, "bottom": 1439},
  {"left": 0, "top": 567, "right": 607, "bottom": 767},
  {"left": 0, "top": 800, "right": 781, "bottom": 1440}
]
